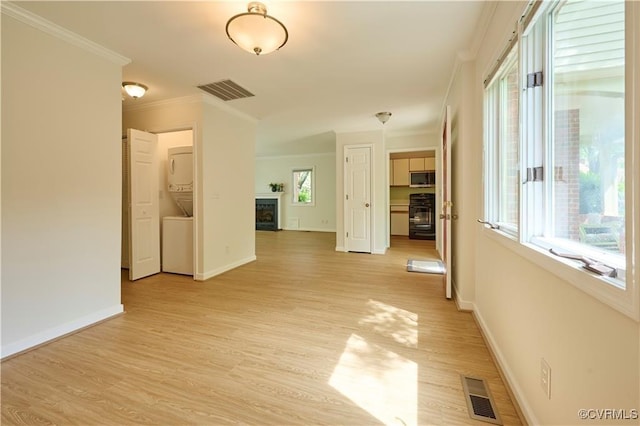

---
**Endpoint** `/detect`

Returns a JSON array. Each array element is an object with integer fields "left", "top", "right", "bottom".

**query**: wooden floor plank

[{"left": 1, "top": 232, "right": 522, "bottom": 425}]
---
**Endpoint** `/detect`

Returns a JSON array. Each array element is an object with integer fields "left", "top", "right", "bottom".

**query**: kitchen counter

[
  {"left": 390, "top": 202, "right": 409, "bottom": 236},
  {"left": 390, "top": 200, "right": 409, "bottom": 207}
]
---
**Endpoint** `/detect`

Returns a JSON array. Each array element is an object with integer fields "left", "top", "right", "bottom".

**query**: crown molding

[
  {"left": 1, "top": 2, "right": 130, "bottom": 66},
  {"left": 467, "top": 1, "right": 498, "bottom": 61},
  {"left": 439, "top": 1, "right": 498, "bottom": 125}
]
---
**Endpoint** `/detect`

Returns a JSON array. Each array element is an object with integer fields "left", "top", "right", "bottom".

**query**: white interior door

[
  {"left": 440, "top": 106, "right": 452, "bottom": 299},
  {"left": 128, "top": 129, "right": 160, "bottom": 281},
  {"left": 345, "top": 146, "right": 372, "bottom": 253}
]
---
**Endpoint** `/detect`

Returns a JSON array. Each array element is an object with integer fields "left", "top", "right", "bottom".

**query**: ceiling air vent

[
  {"left": 197, "top": 79, "right": 254, "bottom": 101},
  {"left": 461, "top": 375, "right": 502, "bottom": 425}
]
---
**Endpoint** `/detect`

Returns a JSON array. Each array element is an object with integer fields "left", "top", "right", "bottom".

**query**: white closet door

[
  {"left": 128, "top": 129, "right": 160, "bottom": 281},
  {"left": 345, "top": 145, "right": 372, "bottom": 253}
]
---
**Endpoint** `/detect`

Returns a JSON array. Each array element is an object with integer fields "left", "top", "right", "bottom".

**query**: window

[
  {"left": 292, "top": 167, "right": 314, "bottom": 205},
  {"left": 483, "top": 0, "right": 638, "bottom": 318},
  {"left": 485, "top": 46, "right": 520, "bottom": 234},
  {"left": 548, "top": 0, "right": 625, "bottom": 256}
]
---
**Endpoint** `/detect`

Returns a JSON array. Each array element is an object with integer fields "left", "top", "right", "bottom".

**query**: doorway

[
  {"left": 388, "top": 149, "right": 437, "bottom": 248},
  {"left": 121, "top": 129, "right": 194, "bottom": 278}
]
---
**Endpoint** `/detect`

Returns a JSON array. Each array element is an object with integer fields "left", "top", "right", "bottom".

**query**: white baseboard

[
  {"left": 1, "top": 304, "right": 124, "bottom": 359},
  {"left": 334, "top": 246, "right": 384, "bottom": 254},
  {"left": 195, "top": 255, "right": 256, "bottom": 281},
  {"left": 473, "top": 306, "right": 539, "bottom": 426},
  {"left": 283, "top": 227, "right": 336, "bottom": 233},
  {"left": 452, "top": 279, "right": 475, "bottom": 311}
]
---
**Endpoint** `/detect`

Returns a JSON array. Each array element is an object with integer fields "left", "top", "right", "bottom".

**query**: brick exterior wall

[
  {"left": 554, "top": 109, "right": 580, "bottom": 240},
  {"left": 503, "top": 68, "right": 520, "bottom": 226}
]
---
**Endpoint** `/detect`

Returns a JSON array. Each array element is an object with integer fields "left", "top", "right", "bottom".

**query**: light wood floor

[{"left": 1, "top": 232, "right": 522, "bottom": 425}]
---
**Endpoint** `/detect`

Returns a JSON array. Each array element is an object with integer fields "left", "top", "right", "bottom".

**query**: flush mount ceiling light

[
  {"left": 225, "top": 2, "right": 288, "bottom": 56},
  {"left": 375, "top": 112, "right": 392, "bottom": 124},
  {"left": 122, "top": 82, "right": 148, "bottom": 99}
]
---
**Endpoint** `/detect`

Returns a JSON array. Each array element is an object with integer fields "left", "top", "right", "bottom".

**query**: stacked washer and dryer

[{"left": 162, "top": 146, "right": 193, "bottom": 275}]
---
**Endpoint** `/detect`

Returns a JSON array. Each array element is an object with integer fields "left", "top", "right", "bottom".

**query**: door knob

[
  {"left": 439, "top": 213, "right": 445, "bottom": 219},
  {"left": 365, "top": 203, "right": 370, "bottom": 207}
]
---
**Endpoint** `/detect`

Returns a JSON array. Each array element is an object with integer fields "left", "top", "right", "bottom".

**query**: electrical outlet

[{"left": 540, "top": 358, "right": 551, "bottom": 399}]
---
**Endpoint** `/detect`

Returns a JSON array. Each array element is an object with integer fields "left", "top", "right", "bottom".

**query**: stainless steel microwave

[{"left": 410, "top": 170, "right": 436, "bottom": 187}]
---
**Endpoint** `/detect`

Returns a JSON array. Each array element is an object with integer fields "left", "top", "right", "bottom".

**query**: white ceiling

[{"left": 15, "top": 1, "right": 488, "bottom": 155}]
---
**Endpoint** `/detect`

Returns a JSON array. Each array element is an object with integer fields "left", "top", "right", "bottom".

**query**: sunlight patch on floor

[
  {"left": 358, "top": 299, "right": 418, "bottom": 348},
  {"left": 329, "top": 334, "right": 417, "bottom": 426}
]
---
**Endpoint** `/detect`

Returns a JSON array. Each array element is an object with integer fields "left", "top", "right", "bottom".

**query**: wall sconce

[{"left": 122, "top": 82, "right": 148, "bottom": 99}]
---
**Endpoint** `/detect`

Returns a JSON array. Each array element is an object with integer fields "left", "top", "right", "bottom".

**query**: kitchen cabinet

[
  {"left": 392, "top": 159, "right": 409, "bottom": 186},
  {"left": 390, "top": 155, "right": 435, "bottom": 185},
  {"left": 389, "top": 160, "right": 393, "bottom": 186},
  {"left": 409, "top": 158, "right": 425, "bottom": 171},
  {"left": 409, "top": 157, "right": 436, "bottom": 171},
  {"left": 390, "top": 205, "right": 409, "bottom": 236},
  {"left": 425, "top": 157, "right": 436, "bottom": 170}
]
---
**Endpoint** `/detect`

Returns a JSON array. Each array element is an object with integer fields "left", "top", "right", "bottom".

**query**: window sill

[
  {"left": 482, "top": 227, "right": 639, "bottom": 321},
  {"left": 530, "top": 236, "right": 626, "bottom": 286},
  {"left": 291, "top": 202, "right": 315, "bottom": 207}
]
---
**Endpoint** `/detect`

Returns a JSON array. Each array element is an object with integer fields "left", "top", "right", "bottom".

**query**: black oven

[{"left": 409, "top": 193, "right": 436, "bottom": 240}]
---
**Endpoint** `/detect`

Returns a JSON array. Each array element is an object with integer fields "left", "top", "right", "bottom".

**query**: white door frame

[
  {"left": 385, "top": 146, "right": 439, "bottom": 248},
  {"left": 156, "top": 126, "right": 197, "bottom": 278},
  {"left": 343, "top": 143, "right": 374, "bottom": 253},
  {"left": 440, "top": 105, "right": 453, "bottom": 299},
  {"left": 129, "top": 123, "right": 198, "bottom": 278}
]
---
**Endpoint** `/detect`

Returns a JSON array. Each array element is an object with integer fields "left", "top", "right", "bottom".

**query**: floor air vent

[
  {"left": 461, "top": 375, "right": 502, "bottom": 425},
  {"left": 197, "top": 79, "right": 254, "bottom": 101}
]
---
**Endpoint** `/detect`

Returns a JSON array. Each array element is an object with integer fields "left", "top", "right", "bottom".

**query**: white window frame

[
  {"left": 291, "top": 166, "right": 315, "bottom": 207},
  {"left": 484, "top": 43, "right": 520, "bottom": 238},
  {"left": 482, "top": 0, "right": 639, "bottom": 320}
]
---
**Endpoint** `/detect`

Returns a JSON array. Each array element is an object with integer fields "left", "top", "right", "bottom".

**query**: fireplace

[{"left": 255, "top": 198, "right": 278, "bottom": 231}]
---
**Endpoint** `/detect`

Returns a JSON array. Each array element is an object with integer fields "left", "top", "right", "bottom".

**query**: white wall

[
  {"left": 454, "top": 2, "right": 640, "bottom": 424},
  {"left": 255, "top": 153, "right": 336, "bottom": 232},
  {"left": 199, "top": 100, "right": 257, "bottom": 280},
  {"left": 386, "top": 132, "right": 438, "bottom": 150},
  {"left": 1, "top": 13, "right": 126, "bottom": 357},
  {"left": 257, "top": 131, "right": 335, "bottom": 157},
  {"left": 335, "top": 130, "right": 386, "bottom": 254}
]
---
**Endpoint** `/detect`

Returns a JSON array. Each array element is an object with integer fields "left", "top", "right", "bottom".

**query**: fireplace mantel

[{"left": 255, "top": 192, "right": 284, "bottom": 230}]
